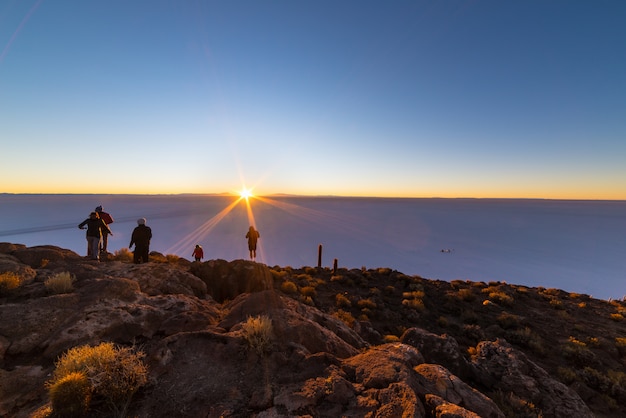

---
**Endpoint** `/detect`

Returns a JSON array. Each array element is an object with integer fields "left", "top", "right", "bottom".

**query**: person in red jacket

[
  {"left": 192, "top": 244, "right": 204, "bottom": 262},
  {"left": 95, "top": 205, "right": 114, "bottom": 253}
]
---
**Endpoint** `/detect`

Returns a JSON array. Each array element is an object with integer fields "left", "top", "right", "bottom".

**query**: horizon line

[{"left": 1, "top": 192, "right": 625, "bottom": 202}]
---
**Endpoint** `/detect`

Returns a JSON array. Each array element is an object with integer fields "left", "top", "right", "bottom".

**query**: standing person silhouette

[
  {"left": 192, "top": 244, "right": 204, "bottom": 262},
  {"left": 129, "top": 218, "right": 152, "bottom": 264},
  {"left": 245, "top": 226, "right": 260, "bottom": 260},
  {"left": 95, "top": 205, "right": 114, "bottom": 253},
  {"left": 78, "top": 212, "right": 112, "bottom": 261}
]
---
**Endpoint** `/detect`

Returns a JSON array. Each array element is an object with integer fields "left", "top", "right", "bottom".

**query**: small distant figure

[
  {"left": 129, "top": 218, "right": 152, "bottom": 264},
  {"left": 245, "top": 226, "right": 260, "bottom": 260},
  {"left": 192, "top": 244, "right": 204, "bottom": 262},
  {"left": 95, "top": 205, "right": 114, "bottom": 253},
  {"left": 78, "top": 212, "right": 112, "bottom": 261}
]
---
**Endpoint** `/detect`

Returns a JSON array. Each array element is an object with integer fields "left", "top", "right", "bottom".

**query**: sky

[{"left": 1, "top": 0, "right": 625, "bottom": 199}]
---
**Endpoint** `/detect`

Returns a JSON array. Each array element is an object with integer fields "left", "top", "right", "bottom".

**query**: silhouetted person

[
  {"left": 95, "top": 205, "right": 114, "bottom": 253},
  {"left": 78, "top": 212, "right": 112, "bottom": 261},
  {"left": 129, "top": 218, "right": 152, "bottom": 264},
  {"left": 192, "top": 244, "right": 204, "bottom": 262},
  {"left": 245, "top": 226, "right": 260, "bottom": 260}
]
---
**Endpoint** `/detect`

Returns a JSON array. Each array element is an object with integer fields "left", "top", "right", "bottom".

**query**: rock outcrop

[{"left": 0, "top": 244, "right": 605, "bottom": 417}]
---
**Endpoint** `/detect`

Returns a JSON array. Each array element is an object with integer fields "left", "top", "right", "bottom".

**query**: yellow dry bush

[
  {"left": 0, "top": 271, "right": 21, "bottom": 294},
  {"left": 335, "top": 293, "right": 351, "bottom": 308},
  {"left": 280, "top": 280, "right": 298, "bottom": 294},
  {"left": 48, "top": 371, "right": 92, "bottom": 417},
  {"left": 242, "top": 315, "right": 274, "bottom": 355},
  {"left": 50, "top": 342, "right": 147, "bottom": 416},
  {"left": 44, "top": 271, "right": 75, "bottom": 294},
  {"left": 112, "top": 248, "right": 133, "bottom": 263}
]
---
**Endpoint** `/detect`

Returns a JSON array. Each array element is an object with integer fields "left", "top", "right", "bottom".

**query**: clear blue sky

[{"left": 1, "top": 0, "right": 625, "bottom": 198}]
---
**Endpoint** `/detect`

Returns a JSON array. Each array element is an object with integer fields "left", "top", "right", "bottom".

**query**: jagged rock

[
  {"left": 0, "top": 253, "right": 37, "bottom": 284},
  {"left": 414, "top": 363, "right": 504, "bottom": 418},
  {"left": 10, "top": 245, "right": 82, "bottom": 268},
  {"left": 471, "top": 339, "right": 594, "bottom": 417},
  {"left": 0, "top": 243, "right": 620, "bottom": 417},
  {"left": 105, "top": 262, "right": 208, "bottom": 298},
  {"left": 424, "top": 394, "right": 481, "bottom": 418},
  {"left": 0, "top": 242, "right": 26, "bottom": 254},
  {"left": 343, "top": 343, "right": 425, "bottom": 389},
  {"left": 220, "top": 290, "right": 365, "bottom": 358},
  {"left": 401, "top": 327, "right": 471, "bottom": 378},
  {"left": 190, "top": 259, "right": 273, "bottom": 302}
]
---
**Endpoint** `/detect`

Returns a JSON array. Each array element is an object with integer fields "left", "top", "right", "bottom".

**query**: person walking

[
  {"left": 95, "top": 205, "right": 114, "bottom": 253},
  {"left": 245, "top": 225, "right": 260, "bottom": 260},
  {"left": 129, "top": 218, "right": 152, "bottom": 264},
  {"left": 192, "top": 244, "right": 204, "bottom": 262},
  {"left": 78, "top": 212, "right": 112, "bottom": 261}
]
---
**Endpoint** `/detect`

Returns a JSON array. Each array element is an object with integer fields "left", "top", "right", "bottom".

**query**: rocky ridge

[{"left": 1, "top": 243, "right": 624, "bottom": 417}]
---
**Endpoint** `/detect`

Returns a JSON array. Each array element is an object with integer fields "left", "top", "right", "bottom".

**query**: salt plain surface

[{"left": 1, "top": 194, "right": 624, "bottom": 300}]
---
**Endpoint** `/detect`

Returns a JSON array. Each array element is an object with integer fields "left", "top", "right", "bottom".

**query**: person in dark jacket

[
  {"left": 129, "top": 218, "right": 152, "bottom": 264},
  {"left": 95, "top": 205, "right": 114, "bottom": 253},
  {"left": 245, "top": 225, "right": 260, "bottom": 260},
  {"left": 78, "top": 212, "right": 112, "bottom": 261}
]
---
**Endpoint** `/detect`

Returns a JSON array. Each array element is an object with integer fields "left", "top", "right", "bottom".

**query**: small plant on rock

[
  {"left": 48, "top": 371, "right": 92, "bottom": 417},
  {"left": 49, "top": 342, "right": 147, "bottom": 417},
  {"left": 242, "top": 315, "right": 274, "bottom": 355},
  {"left": 0, "top": 271, "right": 21, "bottom": 295},
  {"left": 44, "top": 271, "right": 75, "bottom": 294},
  {"left": 280, "top": 280, "right": 298, "bottom": 294}
]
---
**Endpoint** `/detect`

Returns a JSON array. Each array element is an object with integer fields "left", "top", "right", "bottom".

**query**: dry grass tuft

[
  {"left": 0, "top": 271, "right": 21, "bottom": 295},
  {"left": 241, "top": 315, "right": 274, "bottom": 355},
  {"left": 44, "top": 271, "right": 75, "bottom": 294}
]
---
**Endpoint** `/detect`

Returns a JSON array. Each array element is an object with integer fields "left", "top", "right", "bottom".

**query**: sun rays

[{"left": 163, "top": 189, "right": 387, "bottom": 266}]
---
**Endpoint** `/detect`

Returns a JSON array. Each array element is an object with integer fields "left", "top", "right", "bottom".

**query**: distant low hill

[{"left": 1, "top": 242, "right": 624, "bottom": 417}]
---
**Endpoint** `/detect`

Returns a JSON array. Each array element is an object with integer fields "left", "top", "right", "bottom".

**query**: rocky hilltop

[{"left": 1, "top": 243, "right": 625, "bottom": 417}]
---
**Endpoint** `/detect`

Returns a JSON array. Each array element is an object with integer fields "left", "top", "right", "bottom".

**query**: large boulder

[
  {"left": 402, "top": 327, "right": 471, "bottom": 379},
  {"left": 220, "top": 290, "right": 366, "bottom": 358},
  {"left": 10, "top": 245, "right": 82, "bottom": 268},
  {"left": 471, "top": 339, "right": 594, "bottom": 417},
  {"left": 190, "top": 259, "right": 273, "bottom": 302},
  {"left": 414, "top": 363, "right": 504, "bottom": 418}
]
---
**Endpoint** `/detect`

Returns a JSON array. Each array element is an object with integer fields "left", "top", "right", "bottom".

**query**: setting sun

[{"left": 239, "top": 188, "right": 253, "bottom": 199}]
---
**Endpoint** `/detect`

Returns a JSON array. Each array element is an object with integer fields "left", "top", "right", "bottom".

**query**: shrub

[
  {"left": 112, "top": 248, "right": 133, "bottom": 263},
  {"left": 333, "top": 309, "right": 355, "bottom": 328},
  {"left": 610, "top": 313, "right": 624, "bottom": 322},
  {"left": 0, "top": 271, "right": 21, "bottom": 294},
  {"left": 50, "top": 342, "right": 147, "bottom": 417},
  {"left": 44, "top": 271, "right": 75, "bottom": 294},
  {"left": 508, "top": 327, "right": 545, "bottom": 354},
  {"left": 562, "top": 337, "right": 596, "bottom": 366},
  {"left": 357, "top": 298, "right": 377, "bottom": 310},
  {"left": 48, "top": 371, "right": 92, "bottom": 417},
  {"left": 383, "top": 335, "right": 400, "bottom": 343},
  {"left": 556, "top": 367, "right": 578, "bottom": 384},
  {"left": 241, "top": 315, "right": 274, "bottom": 355},
  {"left": 300, "top": 286, "right": 317, "bottom": 298},
  {"left": 335, "top": 293, "right": 351, "bottom": 308},
  {"left": 488, "top": 291, "right": 514, "bottom": 306},
  {"left": 280, "top": 281, "right": 298, "bottom": 294},
  {"left": 497, "top": 312, "right": 521, "bottom": 329},
  {"left": 402, "top": 298, "right": 425, "bottom": 311},
  {"left": 457, "top": 288, "right": 476, "bottom": 301},
  {"left": 549, "top": 298, "right": 564, "bottom": 309}
]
